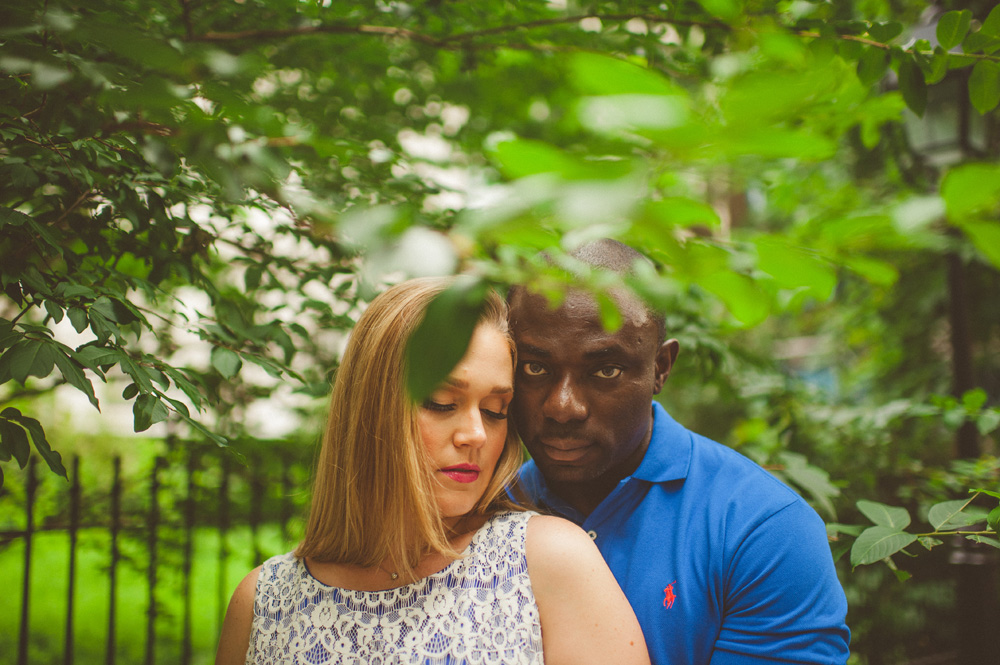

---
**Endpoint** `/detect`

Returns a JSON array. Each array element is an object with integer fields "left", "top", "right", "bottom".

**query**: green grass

[{"left": 1, "top": 525, "right": 294, "bottom": 665}]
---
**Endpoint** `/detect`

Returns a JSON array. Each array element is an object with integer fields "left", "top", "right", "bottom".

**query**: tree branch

[{"left": 185, "top": 13, "right": 727, "bottom": 45}]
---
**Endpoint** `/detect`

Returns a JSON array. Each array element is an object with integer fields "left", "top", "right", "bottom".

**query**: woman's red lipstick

[{"left": 440, "top": 464, "right": 481, "bottom": 483}]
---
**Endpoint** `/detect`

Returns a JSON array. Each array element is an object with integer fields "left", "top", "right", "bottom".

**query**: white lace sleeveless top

[{"left": 246, "top": 510, "right": 544, "bottom": 665}]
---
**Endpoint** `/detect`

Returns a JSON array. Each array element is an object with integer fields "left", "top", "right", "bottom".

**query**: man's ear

[{"left": 653, "top": 339, "right": 679, "bottom": 394}]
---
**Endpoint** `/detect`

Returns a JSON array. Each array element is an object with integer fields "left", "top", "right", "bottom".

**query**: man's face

[{"left": 509, "top": 289, "right": 676, "bottom": 487}]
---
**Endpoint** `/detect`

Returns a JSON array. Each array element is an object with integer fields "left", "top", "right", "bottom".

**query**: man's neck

[{"left": 549, "top": 431, "right": 652, "bottom": 519}]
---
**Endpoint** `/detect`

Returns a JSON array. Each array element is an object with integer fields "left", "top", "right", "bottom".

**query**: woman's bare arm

[
  {"left": 215, "top": 566, "right": 261, "bottom": 665},
  {"left": 526, "top": 515, "right": 650, "bottom": 665}
]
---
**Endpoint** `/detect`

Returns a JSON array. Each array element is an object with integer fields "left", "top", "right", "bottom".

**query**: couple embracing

[{"left": 218, "top": 240, "right": 850, "bottom": 665}]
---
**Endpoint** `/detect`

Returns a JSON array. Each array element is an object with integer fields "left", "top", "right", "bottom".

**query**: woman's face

[{"left": 417, "top": 324, "right": 513, "bottom": 528}]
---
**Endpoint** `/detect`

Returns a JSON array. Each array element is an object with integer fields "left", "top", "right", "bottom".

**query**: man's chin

[{"left": 532, "top": 457, "right": 603, "bottom": 485}]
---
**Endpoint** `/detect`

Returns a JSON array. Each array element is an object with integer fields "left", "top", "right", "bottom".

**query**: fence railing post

[
  {"left": 181, "top": 449, "right": 196, "bottom": 665},
  {"left": 144, "top": 456, "right": 162, "bottom": 665},
  {"left": 63, "top": 455, "right": 81, "bottom": 665},
  {"left": 17, "top": 456, "right": 37, "bottom": 665},
  {"left": 217, "top": 452, "right": 230, "bottom": 632},
  {"left": 105, "top": 456, "right": 121, "bottom": 665}
]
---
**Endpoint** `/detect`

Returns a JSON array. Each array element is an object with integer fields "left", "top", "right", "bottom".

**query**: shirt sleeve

[{"left": 710, "top": 499, "right": 851, "bottom": 665}]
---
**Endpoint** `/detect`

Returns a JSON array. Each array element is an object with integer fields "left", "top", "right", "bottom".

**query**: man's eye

[
  {"left": 521, "top": 362, "right": 547, "bottom": 377},
  {"left": 593, "top": 366, "right": 622, "bottom": 379}
]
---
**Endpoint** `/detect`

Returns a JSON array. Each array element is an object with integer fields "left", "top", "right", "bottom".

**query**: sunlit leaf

[
  {"left": 857, "top": 500, "right": 911, "bottom": 529},
  {"left": 928, "top": 499, "right": 977, "bottom": 530},
  {"left": 568, "top": 52, "right": 680, "bottom": 96},
  {"left": 969, "top": 60, "right": 1000, "bottom": 114},
  {"left": 405, "top": 278, "right": 487, "bottom": 404},
  {"left": 851, "top": 526, "right": 917, "bottom": 566},
  {"left": 936, "top": 11, "right": 972, "bottom": 51},
  {"left": 211, "top": 346, "right": 243, "bottom": 379},
  {"left": 981, "top": 5, "right": 1000, "bottom": 39},
  {"left": 755, "top": 237, "right": 837, "bottom": 300},
  {"left": 698, "top": 271, "right": 770, "bottom": 327},
  {"left": 941, "top": 163, "right": 1000, "bottom": 221}
]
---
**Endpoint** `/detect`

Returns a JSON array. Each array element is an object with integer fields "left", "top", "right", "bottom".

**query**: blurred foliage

[{"left": 1, "top": 0, "right": 1000, "bottom": 661}]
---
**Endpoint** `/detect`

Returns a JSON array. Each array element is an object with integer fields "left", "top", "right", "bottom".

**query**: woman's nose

[{"left": 453, "top": 409, "right": 487, "bottom": 447}]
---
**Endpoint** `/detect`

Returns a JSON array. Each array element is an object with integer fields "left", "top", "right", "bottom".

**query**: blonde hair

[{"left": 295, "top": 277, "right": 522, "bottom": 577}]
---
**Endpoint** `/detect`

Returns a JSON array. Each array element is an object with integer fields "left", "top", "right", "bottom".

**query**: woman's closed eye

[
  {"left": 481, "top": 408, "right": 508, "bottom": 421},
  {"left": 422, "top": 399, "right": 455, "bottom": 412}
]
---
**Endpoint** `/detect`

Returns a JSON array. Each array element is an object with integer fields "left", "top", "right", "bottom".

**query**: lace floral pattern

[{"left": 247, "top": 511, "right": 544, "bottom": 665}]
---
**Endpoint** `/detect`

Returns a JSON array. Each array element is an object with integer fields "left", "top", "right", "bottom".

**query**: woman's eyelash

[
  {"left": 482, "top": 409, "right": 508, "bottom": 421},
  {"left": 422, "top": 400, "right": 454, "bottom": 412}
]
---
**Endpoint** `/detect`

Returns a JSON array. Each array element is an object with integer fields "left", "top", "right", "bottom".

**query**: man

[{"left": 510, "top": 239, "right": 850, "bottom": 665}]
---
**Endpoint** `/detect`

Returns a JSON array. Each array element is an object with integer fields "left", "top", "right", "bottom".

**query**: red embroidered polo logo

[{"left": 663, "top": 581, "right": 677, "bottom": 609}]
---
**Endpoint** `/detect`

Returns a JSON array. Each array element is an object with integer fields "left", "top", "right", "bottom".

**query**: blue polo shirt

[{"left": 518, "top": 402, "right": 850, "bottom": 665}]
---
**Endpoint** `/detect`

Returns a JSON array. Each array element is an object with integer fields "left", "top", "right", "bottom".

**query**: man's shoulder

[{"left": 675, "top": 427, "right": 813, "bottom": 522}]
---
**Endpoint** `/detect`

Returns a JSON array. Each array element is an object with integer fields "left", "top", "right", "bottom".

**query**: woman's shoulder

[{"left": 523, "top": 514, "right": 597, "bottom": 565}]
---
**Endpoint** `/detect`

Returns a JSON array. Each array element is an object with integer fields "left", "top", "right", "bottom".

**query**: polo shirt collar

[{"left": 630, "top": 401, "right": 693, "bottom": 483}]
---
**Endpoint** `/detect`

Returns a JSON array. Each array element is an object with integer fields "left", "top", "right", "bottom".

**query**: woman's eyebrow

[{"left": 444, "top": 377, "right": 513, "bottom": 395}]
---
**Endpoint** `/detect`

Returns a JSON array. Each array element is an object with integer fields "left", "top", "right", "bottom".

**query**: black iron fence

[{"left": 1, "top": 440, "right": 315, "bottom": 665}]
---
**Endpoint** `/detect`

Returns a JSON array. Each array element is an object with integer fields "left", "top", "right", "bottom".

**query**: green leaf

[
  {"left": 966, "top": 535, "right": 1000, "bottom": 550},
  {"left": 988, "top": 506, "right": 1000, "bottom": 536},
  {"left": 941, "top": 163, "right": 1000, "bottom": 221},
  {"left": 851, "top": 526, "right": 917, "bottom": 566},
  {"left": 755, "top": 237, "right": 837, "bottom": 300},
  {"left": 43, "top": 300, "right": 64, "bottom": 324},
  {"left": 918, "top": 536, "right": 943, "bottom": 550},
  {"left": 0, "top": 340, "right": 58, "bottom": 384},
  {"left": 642, "top": 197, "right": 721, "bottom": 230},
  {"left": 73, "top": 345, "right": 121, "bottom": 371},
  {"left": 68, "top": 305, "right": 91, "bottom": 332},
  {"left": 958, "top": 221, "right": 1000, "bottom": 269},
  {"left": 857, "top": 48, "right": 889, "bottom": 87},
  {"left": 972, "top": 487, "right": 1000, "bottom": 500},
  {"left": 133, "top": 393, "right": 169, "bottom": 432},
  {"left": 122, "top": 383, "right": 139, "bottom": 400},
  {"left": 928, "top": 499, "right": 978, "bottom": 530},
  {"left": 52, "top": 351, "right": 99, "bottom": 409},
  {"left": 0, "top": 206, "right": 33, "bottom": 228},
  {"left": 777, "top": 451, "right": 839, "bottom": 520},
  {"left": 211, "top": 346, "right": 243, "bottom": 379},
  {"left": 977, "top": 408, "right": 1000, "bottom": 435},
  {"left": 969, "top": 60, "right": 1000, "bottom": 114},
  {"left": 869, "top": 21, "right": 903, "bottom": 43},
  {"left": 118, "top": 354, "right": 155, "bottom": 393},
  {"left": 18, "top": 415, "right": 65, "bottom": 478},
  {"left": 0, "top": 419, "right": 30, "bottom": 468},
  {"left": 936, "top": 11, "right": 972, "bottom": 51},
  {"left": 405, "top": 278, "right": 488, "bottom": 404},
  {"left": 568, "top": 52, "right": 680, "bottom": 97},
  {"left": 699, "top": 0, "right": 740, "bottom": 21},
  {"left": 698, "top": 271, "right": 770, "bottom": 327},
  {"left": 857, "top": 499, "right": 911, "bottom": 529},
  {"left": 897, "top": 58, "right": 927, "bottom": 116},
  {"left": 981, "top": 5, "right": 1000, "bottom": 38}
]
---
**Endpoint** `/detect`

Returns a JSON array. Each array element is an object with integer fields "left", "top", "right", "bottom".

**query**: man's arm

[{"left": 711, "top": 500, "right": 850, "bottom": 665}]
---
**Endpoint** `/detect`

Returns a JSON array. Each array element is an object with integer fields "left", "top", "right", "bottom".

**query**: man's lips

[
  {"left": 538, "top": 438, "right": 591, "bottom": 463},
  {"left": 439, "top": 464, "right": 481, "bottom": 483}
]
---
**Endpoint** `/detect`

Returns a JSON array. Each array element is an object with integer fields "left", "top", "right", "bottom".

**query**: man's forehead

[{"left": 510, "top": 287, "right": 652, "bottom": 329}]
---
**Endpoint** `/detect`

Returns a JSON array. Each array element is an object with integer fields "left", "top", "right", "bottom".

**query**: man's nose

[
  {"left": 542, "top": 375, "right": 587, "bottom": 423},
  {"left": 454, "top": 408, "right": 487, "bottom": 447}
]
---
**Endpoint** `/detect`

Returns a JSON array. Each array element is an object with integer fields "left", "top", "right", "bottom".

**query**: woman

[{"left": 216, "top": 277, "right": 648, "bottom": 665}]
